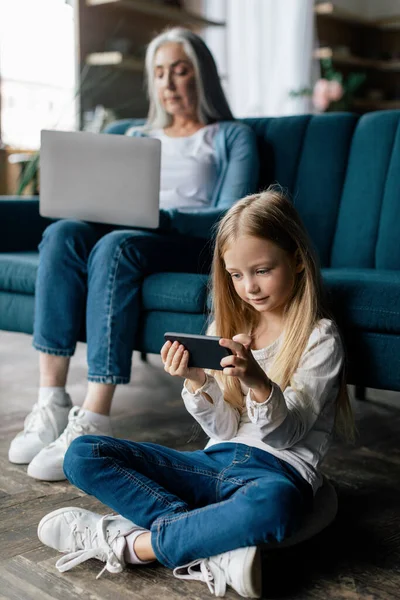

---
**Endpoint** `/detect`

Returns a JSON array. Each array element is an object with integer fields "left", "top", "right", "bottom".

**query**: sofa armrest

[
  {"left": 165, "top": 207, "right": 228, "bottom": 239},
  {"left": 0, "top": 196, "right": 53, "bottom": 252},
  {"left": 0, "top": 197, "right": 223, "bottom": 253}
]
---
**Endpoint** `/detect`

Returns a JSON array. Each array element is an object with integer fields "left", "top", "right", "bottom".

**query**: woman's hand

[
  {"left": 161, "top": 340, "right": 206, "bottom": 389},
  {"left": 219, "top": 334, "right": 272, "bottom": 402}
]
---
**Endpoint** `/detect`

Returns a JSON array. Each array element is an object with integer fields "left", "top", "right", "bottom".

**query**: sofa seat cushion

[
  {"left": 142, "top": 272, "right": 209, "bottom": 313},
  {"left": 1, "top": 255, "right": 398, "bottom": 336},
  {"left": 323, "top": 268, "right": 400, "bottom": 333},
  {"left": 0, "top": 252, "right": 39, "bottom": 294},
  {"left": 90, "top": 267, "right": 400, "bottom": 331},
  {"left": 143, "top": 269, "right": 400, "bottom": 334}
]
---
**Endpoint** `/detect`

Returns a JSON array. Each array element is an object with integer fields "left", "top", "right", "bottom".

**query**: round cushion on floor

[{"left": 263, "top": 475, "right": 338, "bottom": 550}]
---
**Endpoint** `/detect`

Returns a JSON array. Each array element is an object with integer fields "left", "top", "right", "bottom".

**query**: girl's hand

[
  {"left": 161, "top": 340, "right": 206, "bottom": 387},
  {"left": 219, "top": 334, "right": 271, "bottom": 399}
]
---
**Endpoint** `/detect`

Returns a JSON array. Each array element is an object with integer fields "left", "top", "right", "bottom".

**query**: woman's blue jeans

[
  {"left": 33, "top": 220, "right": 211, "bottom": 383},
  {"left": 64, "top": 437, "right": 313, "bottom": 568}
]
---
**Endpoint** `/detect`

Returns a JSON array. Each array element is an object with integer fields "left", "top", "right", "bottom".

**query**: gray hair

[{"left": 144, "top": 28, "right": 234, "bottom": 129}]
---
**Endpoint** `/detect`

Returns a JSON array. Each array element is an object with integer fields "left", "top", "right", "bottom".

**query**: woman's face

[{"left": 153, "top": 42, "right": 198, "bottom": 120}]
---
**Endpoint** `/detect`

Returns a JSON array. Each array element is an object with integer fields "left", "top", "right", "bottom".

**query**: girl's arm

[
  {"left": 245, "top": 323, "right": 344, "bottom": 449},
  {"left": 161, "top": 338, "right": 240, "bottom": 440},
  {"left": 182, "top": 374, "right": 240, "bottom": 440}
]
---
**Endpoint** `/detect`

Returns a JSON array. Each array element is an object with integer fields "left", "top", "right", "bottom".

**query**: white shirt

[
  {"left": 148, "top": 124, "right": 218, "bottom": 210},
  {"left": 181, "top": 319, "right": 344, "bottom": 494}
]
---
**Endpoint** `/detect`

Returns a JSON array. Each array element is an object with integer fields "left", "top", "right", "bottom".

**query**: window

[{"left": 0, "top": 0, "right": 76, "bottom": 149}]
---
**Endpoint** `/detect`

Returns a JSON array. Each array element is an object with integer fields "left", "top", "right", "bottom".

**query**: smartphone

[{"left": 164, "top": 332, "right": 233, "bottom": 371}]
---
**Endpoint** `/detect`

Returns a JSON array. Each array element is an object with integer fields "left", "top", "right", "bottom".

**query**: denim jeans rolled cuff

[
  {"left": 87, "top": 373, "right": 130, "bottom": 385},
  {"left": 32, "top": 340, "right": 75, "bottom": 357}
]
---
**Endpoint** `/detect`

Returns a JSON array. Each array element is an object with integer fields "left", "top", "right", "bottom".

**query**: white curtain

[{"left": 203, "top": 0, "right": 317, "bottom": 118}]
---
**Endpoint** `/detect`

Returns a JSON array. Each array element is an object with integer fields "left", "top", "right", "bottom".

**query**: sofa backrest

[
  {"left": 330, "top": 111, "right": 400, "bottom": 270},
  {"left": 244, "top": 114, "right": 358, "bottom": 267},
  {"left": 244, "top": 111, "right": 400, "bottom": 270}
]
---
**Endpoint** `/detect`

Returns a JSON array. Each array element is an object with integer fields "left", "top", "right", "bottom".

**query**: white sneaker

[
  {"left": 174, "top": 546, "right": 262, "bottom": 598},
  {"left": 37, "top": 507, "right": 143, "bottom": 578},
  {"left": 27, "top": 406, "right": 112, "bottom": 481},
  {"left": 8, "top": 392, "right": 73, "bottom": 464}
]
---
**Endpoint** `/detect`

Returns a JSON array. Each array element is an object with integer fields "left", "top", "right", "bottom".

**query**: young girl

[{"left": 37, "top": 188, "right": 355, "bottom": 598}]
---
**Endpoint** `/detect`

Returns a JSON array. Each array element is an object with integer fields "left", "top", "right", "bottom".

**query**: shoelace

[
  {"left": 23, "top": 402, "right": 59, "bottom": 442},
  {"left": 55, "top": 514, "right": 124, "bottom": 579},
  {"left": 46, "top": 407, "right": 93, "bottom": 449},
  {"left": 173, "top": 553, "right": 231, "bottom": 597}
]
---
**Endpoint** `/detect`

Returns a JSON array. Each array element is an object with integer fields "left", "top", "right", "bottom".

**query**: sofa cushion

[
  {"left": 0, "top": 252, "right": 400, "bottom": 334},
  {"left": 142, "top": 269, "right": 400, "bottom": 334},
  {"left": 245, "top": 114, "right": 358, "bottom": 267},
  {"left": 1, "top": 254, "right": 399, "bottom": 335},
  {"left": 0, "top": 291, "right": 35, "bottom": 334},
  {"left": 142, "top": 272, "right": 209, "bottom": 313},
  {"left": 331, "top": 111, "right": 400, "bottom": 269},
  {"left": 0, "top": 254, "right": 211, "bottom": 314},
  {"left": 323, "top": 268, "right": 400, "bottom": 333},
  {"left": 137, "top": 311, "right": 209, "bottom": 354},
  {"left": 0, "top": 252, "right": 39, "bottom": 294}
]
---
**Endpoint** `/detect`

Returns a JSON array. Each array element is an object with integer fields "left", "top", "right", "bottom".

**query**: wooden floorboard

[{"left": 1, "top": 332, "right": 400, "bottom": 599}]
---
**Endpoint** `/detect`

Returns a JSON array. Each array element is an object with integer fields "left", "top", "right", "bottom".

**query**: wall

[{"left": 0, "top": 0, "right": 76, "bottom": 149}]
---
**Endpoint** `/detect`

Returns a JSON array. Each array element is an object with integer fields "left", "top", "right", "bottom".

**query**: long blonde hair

[{"left": 210, "top": 187, "right": 355, "bottom": 442}]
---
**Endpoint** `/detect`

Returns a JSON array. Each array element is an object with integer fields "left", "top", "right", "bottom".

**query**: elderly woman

[{"left": 9, "top": 28, "right": 259, "bottom": 481}]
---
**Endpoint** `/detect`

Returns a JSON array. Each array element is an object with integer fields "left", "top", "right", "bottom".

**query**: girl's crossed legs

[
  {"left": 37, "top": 439, "right": 312, "bottom": 596},
  {"left": 64, "top": 438, "right": 312, "bottom": 567}
]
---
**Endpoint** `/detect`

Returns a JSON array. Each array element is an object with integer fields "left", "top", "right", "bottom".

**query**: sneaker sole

[
  {"left": 240, "top": 546, "right": 262, "bottom": 598},
  {"left": 27, "top": 461, "right": 67, "bottom": 482}
]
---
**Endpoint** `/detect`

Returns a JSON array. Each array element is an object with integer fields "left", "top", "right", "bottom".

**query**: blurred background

[{"left": 1, "top": 0, "right": 399, "bottom": 194}]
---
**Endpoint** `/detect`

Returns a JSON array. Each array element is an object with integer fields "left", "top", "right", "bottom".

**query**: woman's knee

[
  {"left": 88, "top": 230, "right": 154, "bottom": 271},
  {"left": 42, "top": 219, "right": 92, "bottom": 244},
  {"left": 40, "top": 219, "right": 98, "bottom": 257}
]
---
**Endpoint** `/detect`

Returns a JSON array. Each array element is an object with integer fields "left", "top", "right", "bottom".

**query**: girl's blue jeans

[
  {"left": 33, "top": 220, "right": 211, "bottom": 383},
  {"left": 64, "top": 437, "right": 313, "bottom": 568}
]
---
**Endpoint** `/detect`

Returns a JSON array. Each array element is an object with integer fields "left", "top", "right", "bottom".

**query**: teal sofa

[{"left": 1, "top": 111, "right": 399, "bottom": 393}]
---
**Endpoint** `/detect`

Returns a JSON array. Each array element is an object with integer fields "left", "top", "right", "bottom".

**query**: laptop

[{"left": 40, "top": 130, "right": 161, "bottom": 228}]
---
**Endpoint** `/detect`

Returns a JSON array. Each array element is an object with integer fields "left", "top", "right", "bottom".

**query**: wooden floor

[{"left": 1, "top": 331, "right": 400, "bottom": 600}]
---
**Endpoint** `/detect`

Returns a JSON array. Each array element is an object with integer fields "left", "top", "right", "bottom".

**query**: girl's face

[
  {"left": 223, "top": 235, "right": 301, "bottom": 318},
  {"left": 153, "top": 42, "right": 198, "bottom": 120}
]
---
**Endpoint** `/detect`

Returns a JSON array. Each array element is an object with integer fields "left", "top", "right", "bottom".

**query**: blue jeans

[
  {"left": 64, "top": 437, "right": 313, "bottom": 568},
  {"left": 33, "top": 220, "right": 211, "bottom": 383}
]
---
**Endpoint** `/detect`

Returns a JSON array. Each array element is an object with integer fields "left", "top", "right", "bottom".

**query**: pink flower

[
  {"left": 312, "top": 79, "right": 345, "bottom": 112},
  {"left": 328, "top": 80, "right": 344, "bottom": 102},
  {"left": 312, "top": 79, "right": 331, "bottom": 112}
]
